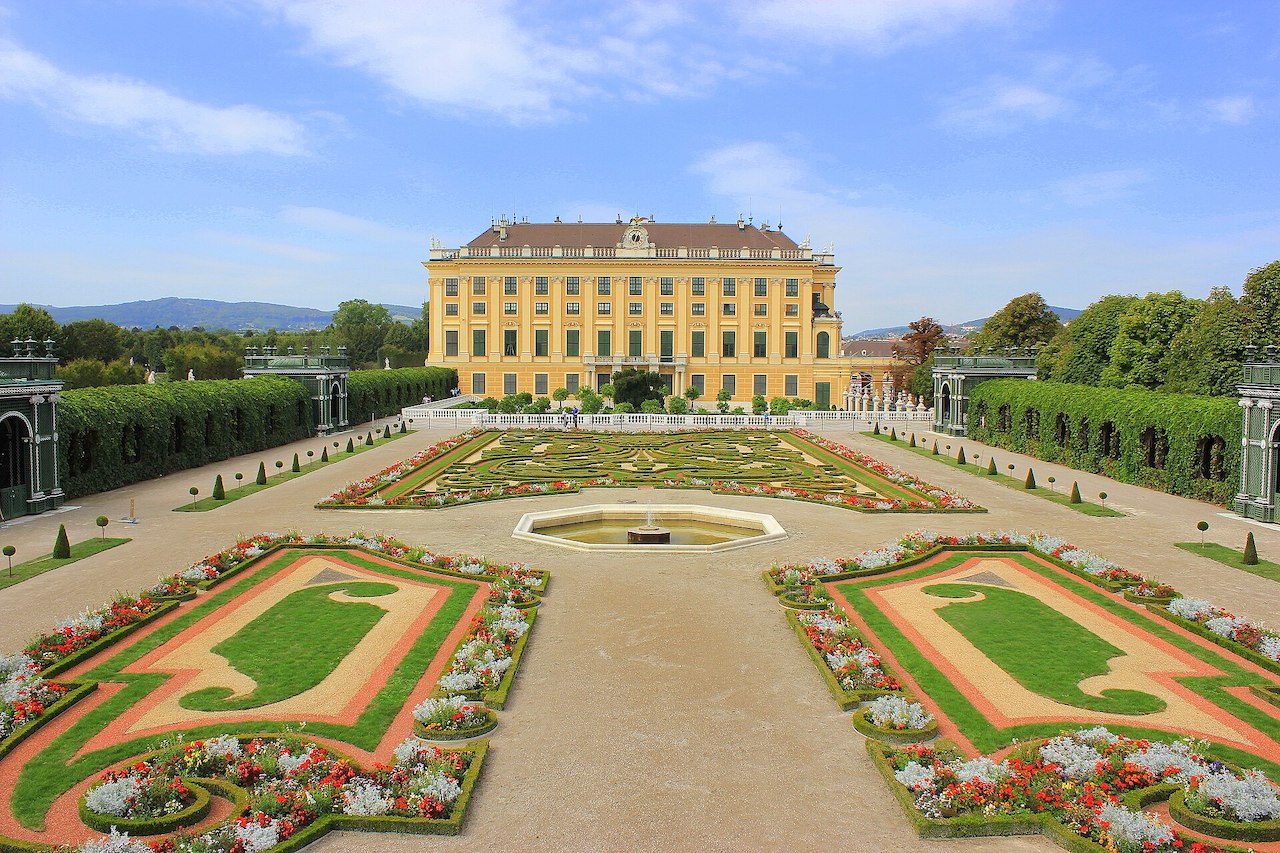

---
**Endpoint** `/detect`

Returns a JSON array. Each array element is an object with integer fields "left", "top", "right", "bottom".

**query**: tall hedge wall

[
  {"left": 347, "top": 367, "right": 456, "bottom": 424},
  {"left": 58, "top": 377, "right": 313, "bottom": 498},
  {"left": 966, "top": 379, "right": 1241, "bottom": 505}
]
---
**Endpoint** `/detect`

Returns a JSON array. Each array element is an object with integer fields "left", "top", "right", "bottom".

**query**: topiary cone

[
  {"left": 1069, "top": 482, "right": 1081, "bottom": 503},
  {"left": 1024, "top": 468, "right": 1036, "bottom": 490},
  {"left": 321, "top": 446, "right": 329, "bottom": 462},
  {"left": 345, "top": 437, "right": 354, "bottom": 453},
  {"left": 212, "top": 474, "right": 225, "bottom": 500},
  {"left": 956, "top": 447, "right": 966, "bottom": 466},
  {"left": 365, "top": 433, "right": 374, "bottom": 446},
  {"left": 256, "top": 461, "right": 267, "bottom": 485},
  {"left": 986, "top": 457, "right": 996, "bottom": 475},
  {"left": 931, "top": 440, "right": 939, "bottom": 455},
  {"left": 908, "top": 433, "right": 916, "bottom": 448},
  {"left": 291, "top": 453, "right": 300, "bottom": 473},
  {"left": 1244, "top": 532, "right": 1258, "bottom": 566},
  {"left": 399, "top": 421, "right": 407, "bottom": 434},
  {"left": 889, "top": 427, "right": 897, "bottom": 441},
  {"left": 52, "top": 524, "right": 71, "bottom": 559},
  {"left": 872, "top": 422, "right": 880, "bottom": 435}
]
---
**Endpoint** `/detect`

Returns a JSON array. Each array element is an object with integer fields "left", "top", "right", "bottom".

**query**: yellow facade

[{"left": 424, "top": 218, "right": 851, "bottom": 407}]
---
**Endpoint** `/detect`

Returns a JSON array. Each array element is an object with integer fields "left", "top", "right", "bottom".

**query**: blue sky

[{"left": 2, "top": 1, "right": 1278, "bottom": 332}]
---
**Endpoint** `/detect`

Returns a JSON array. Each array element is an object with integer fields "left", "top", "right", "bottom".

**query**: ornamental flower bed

[
  {"left": 436, "top": 605, "right": 531, "bottom": 697},
  {"left": 1185, "top": 768, "right": 1280, "bottom": 824},
  {"left": 73, "top": 734, "right": 476, "bottom": 853},
  {"left": 866, "top": 695, "right": 933, "bottom": 731},
  {"left": 318, "top": 429, "right": 486, "bottom": 506},
  {"left": 0, "top": 652, "right": 68, "bottom": 742},
  {"left": 23, "top": 595, "right": 156, "bottom": 670},
  {"left": 795, "top": 609, "right": 901, "bottom": 695},
  {"left": 1167, "top": 598, "right": 1280, "bottom": 664},
  {"left": 84, "top": 760, "right": 194, "bottom": 821},
  {"left": 412, "top": 695, "right": 493, "bottom": 738},
  {"left": 887, "top": 727, "right": 1240, "bottom": 852}
]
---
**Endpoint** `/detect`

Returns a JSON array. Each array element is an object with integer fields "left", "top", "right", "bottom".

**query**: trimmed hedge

[
  {"left": 80, "top": 776, "right": 212, "bottom": 835},
  {"left": 965, "top": 379, "right": 1240, "bottom": 504},
  {"left": 346, "top": 367, "right": 456, "bottom": 424},
  {"left": 58, "top": 377, "right": 313, "bottom": 498},
  {"left": 852, "top": 708, "right": 939, "bottom": 745},
  {"left": 1169, "top": 788, "right": 1280, "bottom": 843}
]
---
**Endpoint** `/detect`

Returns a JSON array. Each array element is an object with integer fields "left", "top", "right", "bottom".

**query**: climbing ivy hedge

[
  {"left": 346, "top": 367, "right": 456, "bottom": 424},
  {"left": 966, "top": 379, "right": 1241, "bottom": 505},
  {"left": 58, "top": 377, "right": 313, "bottom": 498}
]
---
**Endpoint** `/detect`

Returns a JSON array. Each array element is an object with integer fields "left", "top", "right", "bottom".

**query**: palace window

[
  {"left": 691, "top": 302, "right": 705, "bottom": 316},
  {"left": 660, "top": 330, "right": 674, "bottom": 360},
  {"left": 722, "top": 331, "right": 736, "bottom": 358},
  {"left": 472, "top": 302, "right": 486, "bottom": 315},
  {"left": 785, "top": 279, "right": 798, "bottom": 297},
  {"left": 785, "top": 331, "right": 798, "bottom": 358},
  {"left": 597, "top": 330, "right": 611, "bottom": 356},
  {"left": 445, "top": 278, "right": 459, "bottom": 296},
  {"left": 503, "top": 330, "right": 518, "bottom": 357},
  {"left": 723, "top": 277, "right": 736, "bottom": 296},
  {"left": 444, "top": 330, "right": 458, "bottom": 357},
  {"left": 660, "top": 277, "right": 674, "bottom": 295},
  {"left": 504, "top": 302, "right": 518, "bottom": 315},
  {"left": 753, "top": 303, "right": 767, "bottom": 316},
  {"left": 692, "top": 277, "right": 705, "bottom": 295},
  {"left": 535, "top": 373, "right": 548, "bottom": 395},
  {"left": 754, "top": 277, "right": 767, "bottom": 296},
  {"left": 753, "top": 331, "right": 767, "bottom": 358},
  {"left": 504, "top": 373, "right": 517, "bottom": 395},
  {"left": 472, "top": 372, "right": 485, "bottom": 395},
  {"left": 472, "top": 276, "right": 486, "bottom": 295},
  {"left": 535, "top": 329, "right": 549, "bottom": 357},
  {"left": 691, "top": 330, "right": 705, "bottom": 358},
  {"left": 690, "top": 374, "right": 705, "bottom": 394},
  {"left": 660, "top": 302, "right": 674, "bottom": 316},
  {"left": 535, "top": 302, "right": 549, "bottom": 315},
  {"left": 721, "top": 374, "right": 736, "bottom": 395},
  {"left": 598, "top": 276, "right": 611, "bottom": 295},
  {"left": 472, "top": 329, "right": 486, "bottom": 357},
  {"left": 816, "top": 331, "right": 830, "bottom": 358},
  {"left": 629, "top": 330, "right": 643, "bottom": 357},
  {"left": 597, "top": 302, "right": 612, "bottom": 315},
  {"left": 444, "top": 303, "right": 458, "bottom": 316},
  {"left": 785, "top": 374, "right": 798, "bottom": 396},
  {"left": 785, "top": 303, "right": 798, "bottom": 317},
  {"left": 535, "top": 276, "right": 548, "bottom": 295},
  {"left": 565, "top": 373, "right": 580, "bottom": 393},
  {"left": 629, "top": 302, "right": 643, "bottom": 315},
  {"left": 629, "top": 276, "right": 643, "bottom": 295},
  {"left": 722, "top": 303, "right": 736, "bottom": 316},
  {"left": 754, "top": 374, "right": 767, "bottom": 396},
  {"left": 566, "top": 276, "right": 580, "bottom": 295},
  {"left": 565, "top": 329, "right": 579, "bottom": 357},
  {"left": 566, "top": 302, "right": 580, "bottom": 315},
  {"left": 504, "top": 276, "right": 518, "bottom": 295}
]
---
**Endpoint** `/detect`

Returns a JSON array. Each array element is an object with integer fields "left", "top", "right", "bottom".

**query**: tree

[
  {"left": 970, "top": 293, "right": 1062, "bottom": 351},
  {"left": 162, "top": 342, "right": 241, "bottom": 380},
  {"left": 892, "top": 317, "right": 945, "bottom": 391},
  {"left": 1100, "top": 291, "right": 1202, "bottom": 389},
  {"left": 683, "top": 385, "right": 701, "bottom": 406},
  {"left": 1162, "top": 286, "right": 1250, "bottom": 396},
  {"left": 668, "top": 395, "right": 689, "bottom": 414},
  {"left": 53, "top": 524, "right": 71, "bottom": 559},
  {"left": 212, "top": 474, "right": 226, "bottom": 500},
  {"left": 716, "top": 387, "right": 732, "bottom": 413},
  {"left": 552, "top": 387, "right": 570, "bottom": 406},
  {"left": 1241, "top": 259, "right": 1280, "bottom": 347},
  {"left": 332, "top": 299, "right": 393, "bottom": 365},
  {"left": 578, "top": 387, "right": 604, "bottom": 414},
  {"left": 609, "top": 369, "right": 665, "bottom": 409},
  {"left": 256, "top": 461, "right": 268, "bottom": 485},
  {"left": 0, "top": 304, "right": 59, "bottom": 356},
  {"left": 57, "top": 358, "right": 107, "bottom": 389},
  {"left": 639, "top": 399, "right": 664, "bottom": 414},
  {"left": 751, "top": 394, "right": 767, "bottom": 414},
  {"left": 599, "top": 383, "right": 616, "bottom": 404},
  {"left": 60, "top": 319, "right": 126, "bottom": 363},
  {"left": 1037, "top": 295, "right": 1139, "bottom": 385}
]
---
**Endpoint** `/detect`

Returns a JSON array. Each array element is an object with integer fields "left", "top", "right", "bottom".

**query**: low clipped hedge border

[
  {"left": 38, "top": 599, "right": 181, "bottom": 679},
  {"left": 783, "top": 609, "right": 896, "bottom": 711},
  {"left": 852, "top": 708, "right": 938, "bottom": 745},
  {"left": 1148, "top": 605, "right": 1280, "bottom": 678},
  {"left": 80, "top": 776, "right": 212, "bottom": 836},
  {"left": 1168, "top": 788, "right": 1280, "bottom": 843},
  {"left": 0, "top": 682, "right": 96, "bottom": 763},
  {"left": 762, "top": 543, "right": 1029, "bottom": 596},
  {"left": 413, "top": 708, "right": 498, "bottom": 741}
]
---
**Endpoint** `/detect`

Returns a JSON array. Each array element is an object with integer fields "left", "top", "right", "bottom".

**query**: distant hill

[
  {"left": 849, "top": 305, "right": 1081, "bottom": 339},
  {"left": 0, "top": 298, "right": 423, "bottom": 331}
]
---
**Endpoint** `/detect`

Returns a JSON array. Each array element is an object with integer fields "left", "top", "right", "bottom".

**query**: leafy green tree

[
  {"left": 639, "top": 399, "right": 664, "bottom": 414},
  {"left": 1100, "top": 291, "right": 1202, "bottom": 389},
  {"left": 57, "top": 358, "right": 107, "bottom": 389},
  {"left": 1163, "top": 286, "right": 1250, "bottom": 396},
  {"left": 751, "top": 394, "right": 767, "bottom": 414},
  {"left": 102, "top": 359, "right": 146, "bottom": 386},
  {"left": 0, "top": 304, "right": 59, "bottom": 356},
  {"left": 578, "top": 387, "right": 603, "bottom": 414},
  {"left": 60, "top": 319, "right": 126, "bottom": 363},
  {"left": 683, "top": 385, "right": 701, "bottom": 407},
  {"left": 332, "top": 299, "right": 392, "bottom": 365},
  {"left": 162, "top": 342, "right": 241, "bottom": 380},
  {"left": 1038, "top": 295, "right": 1139, "bottom": 385},
  {"left": 609, "top": 369, "right": 666, "bottom": 409},
  {"left": 599, "top": 383, "right": 616, "bottom": 403},
  {"left": 1241, "top": 259, "right": 1280, "bottom": 347},
  {"left": 668, "top": 395, "right": 689, "bottom": 414},
  {"left": 769, "top": 396, "right": 792, "bottom": 415},
  {"left": 716, "top": 387, "right": 732, "bottom": 413},
  {"left": 552, "top": 387, "right": 570, "bottom": 405},
  {"left": 970, "top": 293, "right": 1062, "bottom": 351}
]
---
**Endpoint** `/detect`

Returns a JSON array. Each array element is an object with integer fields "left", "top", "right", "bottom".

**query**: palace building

[{"left": 423, "top": 216, "right": 857, "bottom": 408}]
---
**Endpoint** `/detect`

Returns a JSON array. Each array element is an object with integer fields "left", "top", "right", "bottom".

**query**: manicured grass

[
  {"left": 180, "top": 581, "right": 395, "bottom": 711},
  {"left": 834, "top": 550, "right": 1280, "bottom": 777},
  {"left": 0, "top": 537, "right": 131, "bottom": 592},
  {"left": 12, "top": 547, "right": 479, "bottom": 828},
  {"left": 864, "top": 431, "right": 1123, "bottom": 516},
  {"left": 174, "top": 429, "right": 409, "bottom": 512},
  {"left": 1175, "top": 541, "right": 1280, "bottom": 584},
  {"left": 924, "top": 581, "right": 1165, "bottom": 714},
  {"left": 376, "top": 430, "right": 500, "bottom": 501},
  {"left": 780, "top": 431, "right": 923, "bottom": 504}
]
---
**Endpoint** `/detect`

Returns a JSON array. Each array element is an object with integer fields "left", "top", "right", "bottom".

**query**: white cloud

[
  {"left": 1051, "top": 168, "right": 1149, "bottom": 207},
  {"left": 280, "top": 207, "right": 419, "bottom": 242},
  {"left": 0, "top": 38, "right": 307, "bottom": 155},
  {"left": 257, "top": 0, "right": 748, "bottom": 123},
  {"left": 1205, "top": 94, "right": 1254, "bottom": 125},
  {"left": 741, "top": 0, "right": 1024, "bottom": 50},
  {"left": 202, "top": 232, "right": 337, "bottom": 263}
]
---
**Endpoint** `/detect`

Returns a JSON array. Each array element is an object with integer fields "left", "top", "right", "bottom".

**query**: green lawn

[
  {"left": 1174, "top": 541, "right": 1280, "bottom": 584},
  {"left": 865, "top": 431, "right": 1123, "bottom": 517},
  {"left": 925, "top": 581, "right": 1164, "bottom": 714},
  {"left": 180, "top": 581, "right": 395, "bottom": 711},
  {"left": 0, "top": 537, "right": 131, "bottom": 592},
  {"left": 174, "top": 428, "right": 409, "bottom": 512}
]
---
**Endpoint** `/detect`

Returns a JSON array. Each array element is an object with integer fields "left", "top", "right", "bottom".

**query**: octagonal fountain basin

[{"left": 513, "top": 504, "right": 786, "bottom": 553}]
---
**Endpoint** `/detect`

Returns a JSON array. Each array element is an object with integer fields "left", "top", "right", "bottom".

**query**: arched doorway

[
  {"left": 331, "top": 382, "right": 342, "bottom": 424},
  {"left": 0, "top": 414, "right": 32, "bottom": 520},
  {"left": 940, "top": 384, "right": 951, "bottom": 425}
]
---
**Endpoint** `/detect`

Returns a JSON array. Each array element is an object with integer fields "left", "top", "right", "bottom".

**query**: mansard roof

[{"left": 466, "top": 220, "right": 800, "bottom": 251}]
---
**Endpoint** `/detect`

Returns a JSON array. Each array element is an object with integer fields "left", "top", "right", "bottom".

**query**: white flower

[
  {"left": 1130, "top": 739, "right": 1210, "bottom": 783},
  {"left": 203, "top": 734, "right": 242, "bottom": 760},
  {"left": 867, "top": 696, "right": 932, "bottom": 730},
  {"left": 1097, "top": 803, "right": 1175, "bottom": 852},
  {"left": 1258, "top": 635, "right": 1280, "bottom": 662},
  {"left": 78, "top": 828, "right": 151, "bottom": 853},
  {"left": 342, "top": 780, "right": 393, "bottom": 816},
  {"left": 438, "top": 671, "right": 480, "bottom": 692},
  {"left": 1039, "top": 735, "right": 1103, "bottom": 780},
  {"left": 85, "top": 777, "right": 144, "bottom": 817},
  {"left": 894, "top": 761, "right": 936, "bottom": 790},
  {"left": 235, "top": 818, "right": 281, "bottom": 853},
  {"left": 1192, "top": 769, "right": 1280, "bottom": 822},
  {"left": 954, "top": 757, "right": 1007, "bottom": 784},
  {"left": 1205, "top": 615, "right": 1248, "bottom": 639},
  {"left": 1168, "top": 598, "right": 1216, "bottom": 621}
]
